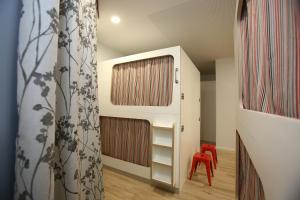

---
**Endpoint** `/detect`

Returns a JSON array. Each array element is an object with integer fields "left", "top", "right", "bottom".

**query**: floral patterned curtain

[{"left": 15, "top": 0, "right": 103, "bottom": 200}]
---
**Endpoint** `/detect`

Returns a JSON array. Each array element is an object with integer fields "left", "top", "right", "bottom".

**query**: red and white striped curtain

[
  {"left": 236, "top": 133, "right": 265, "bottom": 200},
  {"left": 240, "top": 0, "right": 300, "bottom": 119},
  {"left": 100, "top": 116, "right": 150, "bottom": 167},
  {"left": 111, "top": 56, "right": 174, "bottom": 106}
]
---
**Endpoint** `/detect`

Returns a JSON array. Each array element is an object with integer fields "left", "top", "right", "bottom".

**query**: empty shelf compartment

[
  {"left": 152, "top": 128, "right": 173, "bottom": 147},
  {"left": 152, "top": 146, "right": 172, "bottom": 166},
  {"left": 152, "top": 163, "right": 172, "bottom": 185}
]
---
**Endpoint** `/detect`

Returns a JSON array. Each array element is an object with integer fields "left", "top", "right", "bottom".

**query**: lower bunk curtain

[
  {"left": 236, "top": 132, "right": 265, "bottom": 200},
  {"left": 100, "top": 116, "right": 150, "bottom": 167}
]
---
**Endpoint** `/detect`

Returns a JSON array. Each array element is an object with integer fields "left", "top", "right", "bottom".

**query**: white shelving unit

[{"left": 151, "top": 122, "right": 174, "bottom": 188}]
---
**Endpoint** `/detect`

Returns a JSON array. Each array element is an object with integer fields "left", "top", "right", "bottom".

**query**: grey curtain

[{"left": 15, "top": 0, "right": 103, "bottom": 199}]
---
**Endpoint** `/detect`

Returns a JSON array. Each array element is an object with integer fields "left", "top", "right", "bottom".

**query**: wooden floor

[{"left": 103, "top": 150, "right": 236, "bottom": 200}]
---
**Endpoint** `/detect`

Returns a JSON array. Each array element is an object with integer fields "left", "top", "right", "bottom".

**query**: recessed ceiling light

[{"left": 111, "top": 16, "right": 121, "bottom": 24}]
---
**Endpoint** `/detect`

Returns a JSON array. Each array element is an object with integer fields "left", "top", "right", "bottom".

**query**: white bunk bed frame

[{"left": 98, "top": 46, "right": 201, "bottom": 191}]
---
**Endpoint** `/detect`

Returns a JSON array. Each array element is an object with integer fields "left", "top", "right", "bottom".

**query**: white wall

[
  {"left": 201, "top": 80, "right": 216, "bottom": 143},
  {"left": 97, "top": 43, "right": 124, "bottom": 63},
  {"left": 179, "top": 48, "right": 201, "bottom": 190},
  {"left": 216, "top": 58, "right": 237, "bottom": 150}
]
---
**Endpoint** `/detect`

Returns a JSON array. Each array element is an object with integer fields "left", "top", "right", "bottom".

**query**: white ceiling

[{"left": 98, "top": 0, "right": 236, "bottom": 73}]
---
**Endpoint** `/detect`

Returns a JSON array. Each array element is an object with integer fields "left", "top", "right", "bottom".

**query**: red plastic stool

[
  {"left": 189, "top": 152, "right": 214, "bottom": 186},
  {"left": 201, "top": 144, "right": 218, "bottom": 169}
]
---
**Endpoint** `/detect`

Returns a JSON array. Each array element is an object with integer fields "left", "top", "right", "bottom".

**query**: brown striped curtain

[
  {"left": 100, "top": 116, "right": 150, "bottom": 167},
  {"left": 240, "top": 0, "right": 300, "bottom": 119},
  {"left": 111, "top": 55, "right": 174, "bottom": 106},
  {"left": 236, "top": 133, "right": 265, "bottom": 200}
]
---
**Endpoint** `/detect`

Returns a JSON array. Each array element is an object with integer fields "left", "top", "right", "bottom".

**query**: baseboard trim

[
  {"left": 103, "top": 165, "right": 151, "bottom": 184},
  {"left": 102, "top": 154, "right": 150, "bottom": 179},
  {"left": 103, "top": 165, "right": 180, "bottom": 193},
  {"left": 216, "top": 146, "right": 236, "bottom": 151},
  {"left": 200, "top": 140, "right": 216, "bottom": 145}
]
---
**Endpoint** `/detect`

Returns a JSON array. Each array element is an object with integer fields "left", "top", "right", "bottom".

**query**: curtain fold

[
  {"left": 236, "top": 133, "right": 265, "bottom": 200},
  {"left": 100, "top": 116, "right": 150, "bottom": 167},
  {"left": 15, "top": 0, "right": 103, "bottom": 199},
  {"left": 111, "top": 55, "right": 174, "bottom": 106},
  {"left": 240, "top": 0, "right": 300, "bottom": 119}
]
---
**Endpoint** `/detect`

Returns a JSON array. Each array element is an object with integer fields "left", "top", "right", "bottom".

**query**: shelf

[
  {"left": 153, "top": 143, "right": 172, "bottom": 148},
  {"left": 151, "top": 121, "right": 174, "bottom": 187},
  {"left": 152, "top": 175, "right": 172, "bottom": 185},
  {"left": 152, "top": 164, "right": 172, "bottom": 185},
  {"left": 152, "top": 146, "right": 172, "bottom": 166},
  {"left": 152, "top": 160, "right": 172, "bottom": 167},
  {"left": 152, "top": 122, "right": 173, "bottom": 129}
]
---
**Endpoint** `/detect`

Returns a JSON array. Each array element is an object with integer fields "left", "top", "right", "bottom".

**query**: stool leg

[
  {"left": 194, "top": 160, "right": 198, "bottom": 173},
  {"left": 212, "top": 152, "right": 217, "bottom": 170},
  {"left": 210, "top": 160, "right": 214, "bottom": 177},
  {"left": 215, "top": 149, "right": 218, "bottom": 163},
  {"left": 205, "top": 160, "right": 212, "bottom": 186},
  {"left": 189, "top": 158, "right": 196, "bottom": 180},
  {"left": 207, "top": 151, "right": 216, "bottom": 170}
]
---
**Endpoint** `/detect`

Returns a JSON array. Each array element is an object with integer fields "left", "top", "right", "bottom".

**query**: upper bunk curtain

[
  {"left": 111, "top": 55, "right": 174, "bottom": 106},
  {"left": 240, "top": 0, "right": 300, "bottom": 119}
]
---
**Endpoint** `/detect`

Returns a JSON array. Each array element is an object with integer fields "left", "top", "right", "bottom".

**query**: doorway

[{"left": 200, "top": 72, "right": 216, "bottom": 145}]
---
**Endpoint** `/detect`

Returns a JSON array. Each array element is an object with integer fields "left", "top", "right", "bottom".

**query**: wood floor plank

[{"left": 103, "top": 150, "right": 236, "bottom": 200}]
